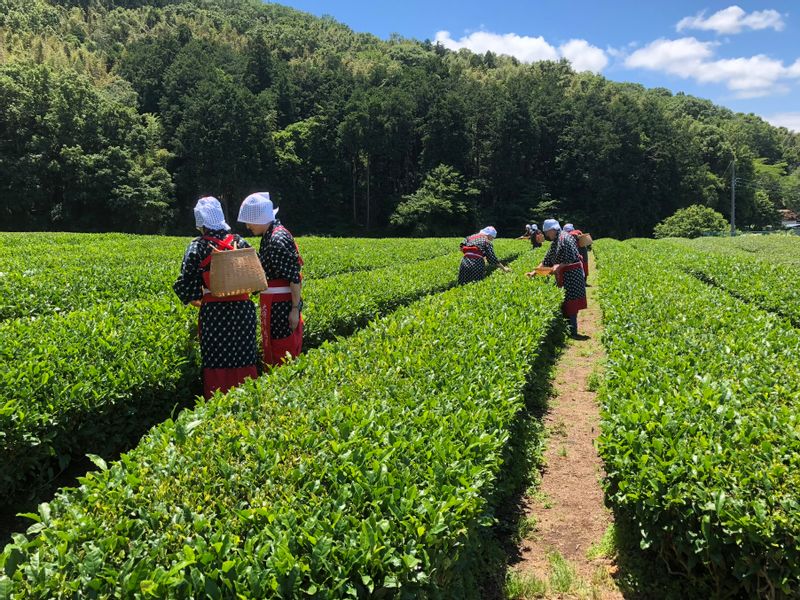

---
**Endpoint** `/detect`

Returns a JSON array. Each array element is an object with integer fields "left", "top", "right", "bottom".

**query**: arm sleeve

[
  {"left": 262, "top": 236, "right": 302, "bottom": 284},
  {"left": 484, "top": 242, "right": 500, "bottom": 266},
  {"left": 257, "top": 240, "right": 269, "bottom": 273},
  {"left": 275, "top": 240, "right": 302, "bottom": 284},
  {"left": 173, "top": 243, "right": 203, "bottom": 304},
  {"left": 541, "top": 242, "right": 557, "bottom": 267}
]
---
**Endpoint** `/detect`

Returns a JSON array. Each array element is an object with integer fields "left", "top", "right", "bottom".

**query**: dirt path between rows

[{"left": 510, "top": 258, "right": 623, "bottom": 599}]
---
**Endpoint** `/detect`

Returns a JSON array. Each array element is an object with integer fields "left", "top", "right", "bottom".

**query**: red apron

[
  {"left": 202, "top": 367, "right": 257, "bottom": 400},
  {"left": 553, "top": 261, "right": 588, "bottom": 317},
  {"left": 260, "top": 279, "right": 303, "bottom": 367}
]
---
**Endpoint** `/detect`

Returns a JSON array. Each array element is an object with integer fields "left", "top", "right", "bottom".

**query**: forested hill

[{"left": 1, "top": 0, "right": 798, "bottom": 237}]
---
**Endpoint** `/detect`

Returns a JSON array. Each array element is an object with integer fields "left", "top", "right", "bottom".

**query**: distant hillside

[{"left": 1, "top": 0, "right": 798, "bottom": 236}]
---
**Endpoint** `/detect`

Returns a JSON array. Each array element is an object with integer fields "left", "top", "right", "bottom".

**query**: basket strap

[
  {"left": 202, "top": 234, "right": 236, "bottom": 250},
  {"left": 199, "top": 235, "right": 237, "bottom": 270}
]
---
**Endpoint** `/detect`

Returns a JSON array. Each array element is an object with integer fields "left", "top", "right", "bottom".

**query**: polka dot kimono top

[
  {"left": 458, "top": 234, "right": 500, "bottom": 285},
  {"left": 173, "top": 231, "right": 258, "bottom": 370}
]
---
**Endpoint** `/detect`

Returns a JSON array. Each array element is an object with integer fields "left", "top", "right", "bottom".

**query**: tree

[
  {"left": 170, "top": 70, "right": 274, "bottom": 223},
  {"left": 272, "top": 116, "right": 348, "bottom": 231},
  {"left": 116, "top": 32, "right": 184, "bottom": 114},
  {"left": 0, "top": 62, "right": 174, "bottom": 232},
  {"left": 749, "top": 190, "right": 781, "bottom": 229},
  {"left": 390, "top": 165, "right": 477, "bottom": 236},
  {"left": 784, "top": 169, "right": 800, "bottom": 214},
  {"left": 752, "top": 158, "right": 787, "bottom": 206},
  {"left": 653, "top": 205, "right": 729, "bottom": 239},
  {"left": 3, "top": 0, "right": 799, "bottom": 236},
  {"left": 419, "top": 89, "right": 470, "bottom": 174}
]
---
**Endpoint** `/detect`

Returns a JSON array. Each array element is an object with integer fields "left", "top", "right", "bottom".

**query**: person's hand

[
  {"left": 189, "top": 299, "right": 202, "bottom": 308},
  {"left": 503, "top": 265, "right": 511, "bottom": 273},
  {"left": 289, "top": 307, "right": 300, "bottom": 331},
  {"left": 525, "top": 271, "right": 535, "bottom": 278}
]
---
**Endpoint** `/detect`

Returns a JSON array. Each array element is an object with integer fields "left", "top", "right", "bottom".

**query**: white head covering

[
  {"left": 238, "top": 192, "right": 279, "bottom": 225},
  {"left": 194, "top": 196, "right": 230, "bottom": 231},
  {"left": 525, "top": 223, "right": 538, "bottom": 234},
  {"left": 480, "top": 226, "right": 497, "bottom": 238},
  {"left": 542, "top": 219, "right": 561, "bottom": 232},
  {"left": 564, "top": 223, "right": 575, "bottom": 232}
]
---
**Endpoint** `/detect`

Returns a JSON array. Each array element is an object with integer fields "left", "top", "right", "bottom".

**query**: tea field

[
  {"left": 0, "top": 234, "right": 522, "bottom": 507},
  {"left": 595, "top": 235, "right": 800, "bottom": 598},
  {"left": 0, "top": 234, "right": 556, "bottom": 598},
  {"left": 1, "top": 233, "right": 799, "bottom": 598}
]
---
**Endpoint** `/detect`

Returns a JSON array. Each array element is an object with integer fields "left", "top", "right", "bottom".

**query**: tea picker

[
  {"left": 238, "top": 192, "right": 304, "bottom": 367},
  {"left": 526, "top": 219, "right": 587, "bottom": 338},
  {"left": 173, "top": 196, "right": 261, "bottom": 398},
  {"left": 517, "top": 223, "right": 544, "bottom": 249},
  {"left": 458, "top": 226, "right": 511, "bottom": 285}
]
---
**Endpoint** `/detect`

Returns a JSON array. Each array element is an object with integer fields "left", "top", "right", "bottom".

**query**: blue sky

[{"left": 273, "top": 1, "right": 800, "bottom": 131}]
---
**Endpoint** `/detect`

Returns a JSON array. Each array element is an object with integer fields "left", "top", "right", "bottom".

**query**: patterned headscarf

[
  {"left": 480, "top": 226, "right": 498, "bottom": 238},
  {"left": 563, "top": 223, "right": 575, "bottom": 232},
  {"left": 194, "top": 196, "right": 230, "bottom": 231},
  {"left": 238, "top": 192, "right": 279, "bottom": 225},
  {"left": 542, "top": 219, "right": 561, "bottom": 232}
]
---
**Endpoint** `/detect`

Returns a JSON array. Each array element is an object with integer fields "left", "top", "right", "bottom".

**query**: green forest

[{"left": 1, "top": 0, "right": 799, "bottom": 237}]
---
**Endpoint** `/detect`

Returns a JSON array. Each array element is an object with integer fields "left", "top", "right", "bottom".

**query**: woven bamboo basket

[
  {"left": 577, "top": 233, "right": 593, "bottom": 248},
  {"left": 534, "top": 266, "right": 554, "bottom": 276},
  {"left": 208, "top": 247, "right": 267, "bottom": 297}
]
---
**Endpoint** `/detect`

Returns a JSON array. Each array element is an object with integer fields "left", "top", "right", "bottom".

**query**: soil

[{"left": 511, "top": 259, "right": 623, "bottom": 599}]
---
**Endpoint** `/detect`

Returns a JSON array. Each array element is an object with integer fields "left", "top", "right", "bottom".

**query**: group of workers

[
  {"left": 174, "top": 194, "right": 590, "bottom": 398},
  {"left": 518, "top": 221, "right": 590, "bottom": 277},
  {"left": 459, "top": 219, "right": 589, "bottom": 337},
  {"left": 173, "top": 194, "right": 303, "bottom": 399}
]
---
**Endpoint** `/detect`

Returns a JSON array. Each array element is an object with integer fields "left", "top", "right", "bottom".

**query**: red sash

[{"left": 461, "top": 234, "right": 486, "bottom": 260}]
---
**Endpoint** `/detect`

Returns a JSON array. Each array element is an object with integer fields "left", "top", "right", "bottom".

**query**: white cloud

[
  {"left": 606, "top": 41, "right": 641, "bottom": 60},
  {"left": 559, "top": 39, "right": 609, "bottom": 73},
  {"left": 606, "top": 47, "right": 625, "bottom": 59},
  {"left": 434, "top": 30, "right": 608, "bottom": 73},
  {"left": 625, "top": 37, "right": 800, "bottom": 98},
  {"left": 765, "top": 112, "right": 800, "bottom": 132},
  {"left": 625, "top": 38, "right": 715, "bottom": 74},
  {"left": 435, "top": 30, "right": 557, "bottom": 63},
  {"left": 677, "top": 5, "right": 785, "bottom": 35}
]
